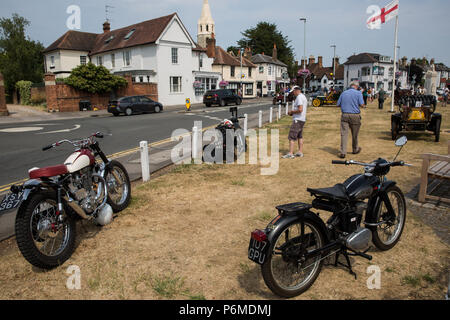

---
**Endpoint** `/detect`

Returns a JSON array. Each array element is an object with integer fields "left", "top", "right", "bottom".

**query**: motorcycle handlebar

[
  {"left": 42, "top": 145, "right": 54, "bottom": 151},
  {"left": 332, "top": 159, "right": 411, "bottom": 168},
  {"left": 332, "top": 160, "right": 348, "bottom": 165}
]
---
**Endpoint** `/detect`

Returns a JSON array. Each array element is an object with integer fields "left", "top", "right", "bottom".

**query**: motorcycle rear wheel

[
  {"left": 15, "top": 192, "right": 76, "bottom": 269},
  {"left": 370, "top": 186, "right": 406, "bottom": 251},
  {"left": 261, "top": 217, "right": 325, "bottom": 298}
]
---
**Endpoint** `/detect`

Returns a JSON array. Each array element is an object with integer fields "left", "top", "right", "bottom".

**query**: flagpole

[{"left": 390, "top": 15, "right": 399, "bottom": 113}]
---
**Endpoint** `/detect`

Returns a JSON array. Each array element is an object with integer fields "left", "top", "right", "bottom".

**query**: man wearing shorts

[{"left": 282, "top": 86, "right": 308, "bottom": 159}]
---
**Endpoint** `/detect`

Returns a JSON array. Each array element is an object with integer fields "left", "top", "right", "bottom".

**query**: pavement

[
  {"left": 0, "top": 98, "right": 272, "bottom": 124},
  {"left": 0, "top": 97, "right": 285, "bottom": 241}
]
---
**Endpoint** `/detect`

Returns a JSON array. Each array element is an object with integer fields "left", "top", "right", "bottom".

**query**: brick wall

[
  {"left": 44, "top": 73, "right": 158, "bottom": 112},
  {"left": 0, "top": 73, "right": 9, "bottom": 116}
]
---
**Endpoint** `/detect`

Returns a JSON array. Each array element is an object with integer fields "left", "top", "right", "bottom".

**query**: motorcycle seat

[
  {"left": 307, "top": 184, "right": 349, "bottom": 201},
  {"left": 29, "top": 165, "right": 68, "bottom": 179}
]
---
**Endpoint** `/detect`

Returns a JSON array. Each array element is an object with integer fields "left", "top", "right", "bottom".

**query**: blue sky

[{"left": 1, "top": 0, "right": 449, "bottom": 66}]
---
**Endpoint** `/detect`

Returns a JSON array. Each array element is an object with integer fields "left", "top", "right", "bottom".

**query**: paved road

[{"left": 0, "top": 101, "right": 278, "bottom": 191}]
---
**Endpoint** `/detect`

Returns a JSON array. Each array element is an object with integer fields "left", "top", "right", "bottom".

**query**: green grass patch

[
  {"left": 152, "top": 274, "right": 186, "bottom": 298},
  {"left": 401, "top": 275, "right": 421, "bottom": 287}
]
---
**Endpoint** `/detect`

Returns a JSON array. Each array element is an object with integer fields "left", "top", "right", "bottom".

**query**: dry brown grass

[{"left": 0, "top": 100, "right": 449, "bottom": 300}]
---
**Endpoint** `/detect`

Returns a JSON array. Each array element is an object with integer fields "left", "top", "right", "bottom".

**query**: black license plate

[
  {"left": 0, "top": 192, "right": 24, "bottom": 213},
  {"left": 248, "top": 237, "right": 269, "bottom": 265}
]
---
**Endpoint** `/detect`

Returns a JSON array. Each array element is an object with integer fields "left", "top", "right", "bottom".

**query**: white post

[
  {"left": 278, "top": 104, "right": 281, "bottom": 120},
  {"left": 140, "top": 141, "right": 150, "bottom": 182},
  {"left": 244, "top": 113, "right": 248, "bottom": 136},
  {"left": 259, "top": 110, "right": 263, "bottom": 128},
  {"left": 390, "top": 15, "right": 399, "bottom": 113},
  {"left": 269, "top": 107, "right": 273, "bottom": 123},
  {"left": 285, "top": 102, "right": 289, "bottom": 115},
  {"left": 192, "top": 126, "right": 199, "bottom": 163}
]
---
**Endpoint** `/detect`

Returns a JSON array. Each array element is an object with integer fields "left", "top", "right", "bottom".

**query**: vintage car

[
  {"left": 311, "top": 91, "right": 341, "bottom": 107},
  {"left": 273, "top": 91, "right": 294, "bottom": 105},
  {"left": 391, "top": 94, "right": 441, "bottom": 142}
]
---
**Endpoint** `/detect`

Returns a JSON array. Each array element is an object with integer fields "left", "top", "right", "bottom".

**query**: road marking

[
  {"left": 37, "top": 124, "right": 81, "bottom": 135},
  {"left": 0, "top": 127, "right": 44, "bottom": 133},
  {"left": 0, "top": 124, "right": 217, "bottom": 194}
]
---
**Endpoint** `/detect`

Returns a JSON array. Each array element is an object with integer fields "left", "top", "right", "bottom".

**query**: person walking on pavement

[
  {"left": 378, "top": 88, "right": 386, "bottom": 110},
  {"left": 337, "top": 82, "right": 365, "bottom": 159},
  {"left": 282, "top": 86, "right": 308, "bottom": 159}
]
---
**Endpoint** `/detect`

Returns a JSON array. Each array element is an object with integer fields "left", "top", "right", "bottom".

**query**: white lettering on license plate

[{"left": 248, "top": 239, "right": 268, "bottom": 264}]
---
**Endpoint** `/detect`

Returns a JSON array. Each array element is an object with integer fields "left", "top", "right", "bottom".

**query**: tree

[
  {"left": 235, "top": 22, "right": 296, "bottom": 77},
  {"left": 64, "top": 63, "right": 128, "bottom": 94},
  {"left": 0, "top": 14, "right": 44, "bottom": 99}
]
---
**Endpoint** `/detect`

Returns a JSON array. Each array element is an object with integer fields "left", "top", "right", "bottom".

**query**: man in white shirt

[{"left": 282, "top": 86, "right": 308, "bottom": 159}]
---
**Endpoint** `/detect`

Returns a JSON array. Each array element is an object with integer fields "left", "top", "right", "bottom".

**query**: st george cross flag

[{"left": 367, "top": 0, "right": 399, "bottom": 29}]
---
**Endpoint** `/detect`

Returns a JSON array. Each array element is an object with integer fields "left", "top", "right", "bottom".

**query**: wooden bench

[{"left": 419, "top": 141, "right": 450, "bottom": 203}]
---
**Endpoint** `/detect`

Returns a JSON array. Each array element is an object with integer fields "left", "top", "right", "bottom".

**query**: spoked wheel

[
  {"left": 105, "top": 160, "right": 131, "bottom": 213},
  {"left": 261, "top": 218, "right": 325, "bottom": 298},
  {"left": 370, "top": 186, "right": 406, "bottom": 251},
  {"left": 434, "top": 118, "right": 441, "bottom": 142},
  {"left": 312, "top": 99, "right": 322, "bottom": 108},
  {"left": 15, "top": 192, "right": 76, "bottom": 269},
  {"left": 391, "top": 120, "right": 399, "bottom": 141}
]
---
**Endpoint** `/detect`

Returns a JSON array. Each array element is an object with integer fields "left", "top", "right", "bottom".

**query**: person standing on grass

[
  {"left": 443, "top": 87, "right": 449, "bottom": 107},
  {"left": 378, "top": 88, "right": 386, "bottom": 110},
  {"left": 282, "top": 86, "right": 308, "bottom": 159},
  {"left": 337, "top": 82, "right": 365, "bottom": 159},
  {"left": 362, "top": 88, "right": 369, "bottom": 106}
]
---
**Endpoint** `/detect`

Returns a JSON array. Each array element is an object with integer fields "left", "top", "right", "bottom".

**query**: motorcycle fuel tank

[
  {"left": 343, "top": 174, "right": 378, "bottom": 200},
  {"left": 64, "top": 150, "right": 95, "bottom": 173}
]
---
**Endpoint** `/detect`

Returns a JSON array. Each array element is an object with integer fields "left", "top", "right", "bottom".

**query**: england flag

[{"left": 367, "top": 0, "right": 399, "bottom": 30}]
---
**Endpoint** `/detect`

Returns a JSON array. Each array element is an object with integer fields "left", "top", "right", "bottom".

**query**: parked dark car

[
  {"left": 108, "top": 95, "right": 163, "bottom": 116},
  {"left": 203, "top": 89, "right": 242, "bottom": 107}
]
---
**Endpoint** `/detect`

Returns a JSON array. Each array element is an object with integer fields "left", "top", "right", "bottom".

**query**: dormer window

[
  {"left": 105, "top": 35, "right": 114, "bottom": 44},
  {"left": 124, "top": 29, "right": 136, "bottom": 40}
]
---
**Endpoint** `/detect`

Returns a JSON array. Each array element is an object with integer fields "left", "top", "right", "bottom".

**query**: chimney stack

[
  {"left": 333, "top": 57, "right": 340, "bottom": 70},
  {"left": 206, "top": 33, "right": 216, "bottom": 59},
  {"left": 272, "top": 43, "right": 277, "bottom": 61},
  {"left": 318, "top": 56, "right": 323, "bottom": 68},
  {"left": 103, "top": 21, "right": 111, "bottom": 33},
  {"left": 308, "top": 55, "right": 315, "bottom": 66},
  {"left": 301, "top": 59, "right": 306, "bottom": 69},
  {"left": 244, "top": 47, "right": 252, "bottom": 60}
]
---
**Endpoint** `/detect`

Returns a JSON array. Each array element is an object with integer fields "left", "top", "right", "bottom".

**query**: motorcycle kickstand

[{"left": 334, "top": 249, "right": 357, "bottom": 280}]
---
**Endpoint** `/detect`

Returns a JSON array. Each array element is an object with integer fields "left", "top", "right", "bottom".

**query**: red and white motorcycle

[{"left": 8, "top": 132, "right": 131, "bottom": 269}]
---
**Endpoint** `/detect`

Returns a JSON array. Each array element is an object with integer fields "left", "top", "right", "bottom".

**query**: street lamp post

[
  {"left": 300, "top": 18, "right": 307, "bottom": 92},
  {"left": 240, "top": 48, "right": 243, "bottom": 97},
  {"left": 330, "top": 45, "right": 336, "bottom": 89}
]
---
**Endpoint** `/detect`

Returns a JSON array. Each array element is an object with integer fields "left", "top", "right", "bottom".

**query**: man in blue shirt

[{"left": 336, "top": 82, "right": 365, "bottom": 158}]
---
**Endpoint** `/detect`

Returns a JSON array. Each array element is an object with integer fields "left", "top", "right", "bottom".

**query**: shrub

[
  {"left": 15, "top": 80, "right": 32, "bottom": 105},
  {"left": 64, "top": 63, "right": 128, "bottom": 94}
]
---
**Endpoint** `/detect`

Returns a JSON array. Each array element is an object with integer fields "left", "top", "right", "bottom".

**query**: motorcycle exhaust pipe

[{"left": 63, "top": 196, "right": 90, "bottom": 220}]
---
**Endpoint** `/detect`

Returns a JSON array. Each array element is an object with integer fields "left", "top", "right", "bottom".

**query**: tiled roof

[
  {"left": 44, "top": 31, "right": 98, "bottom": 53},
  {"left": 344, "top": 53, "right": 380, "bottom": 65},
  {"left": 213, "top": 46, "right": 256, "bottom": 67},
  {"left": 250, "top": 54, "right": 287, "bottom": 67},
  {"left": 44, "top": 13, "right": 178, "bottom": 55}
]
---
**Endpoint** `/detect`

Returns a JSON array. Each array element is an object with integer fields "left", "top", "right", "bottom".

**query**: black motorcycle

[
  {"left": 203, "top": 107, "right": 247, "bottom": 163},
  {"left": 248, "top": 136, "right": 411, "bottom": 298}
]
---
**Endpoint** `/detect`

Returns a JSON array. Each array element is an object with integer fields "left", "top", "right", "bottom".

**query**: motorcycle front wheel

[
  {"left": 105, "top": 160, "right": 131, "bottom": 213},
  {"left": 15, "top": 192, "right": 76, "bottom": 269},
  {"left": 370, "top": 185, "right": 406, "bottom": 251},
  {"left": 261, "top": 217, "right": 325, "bottom": 298}
]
